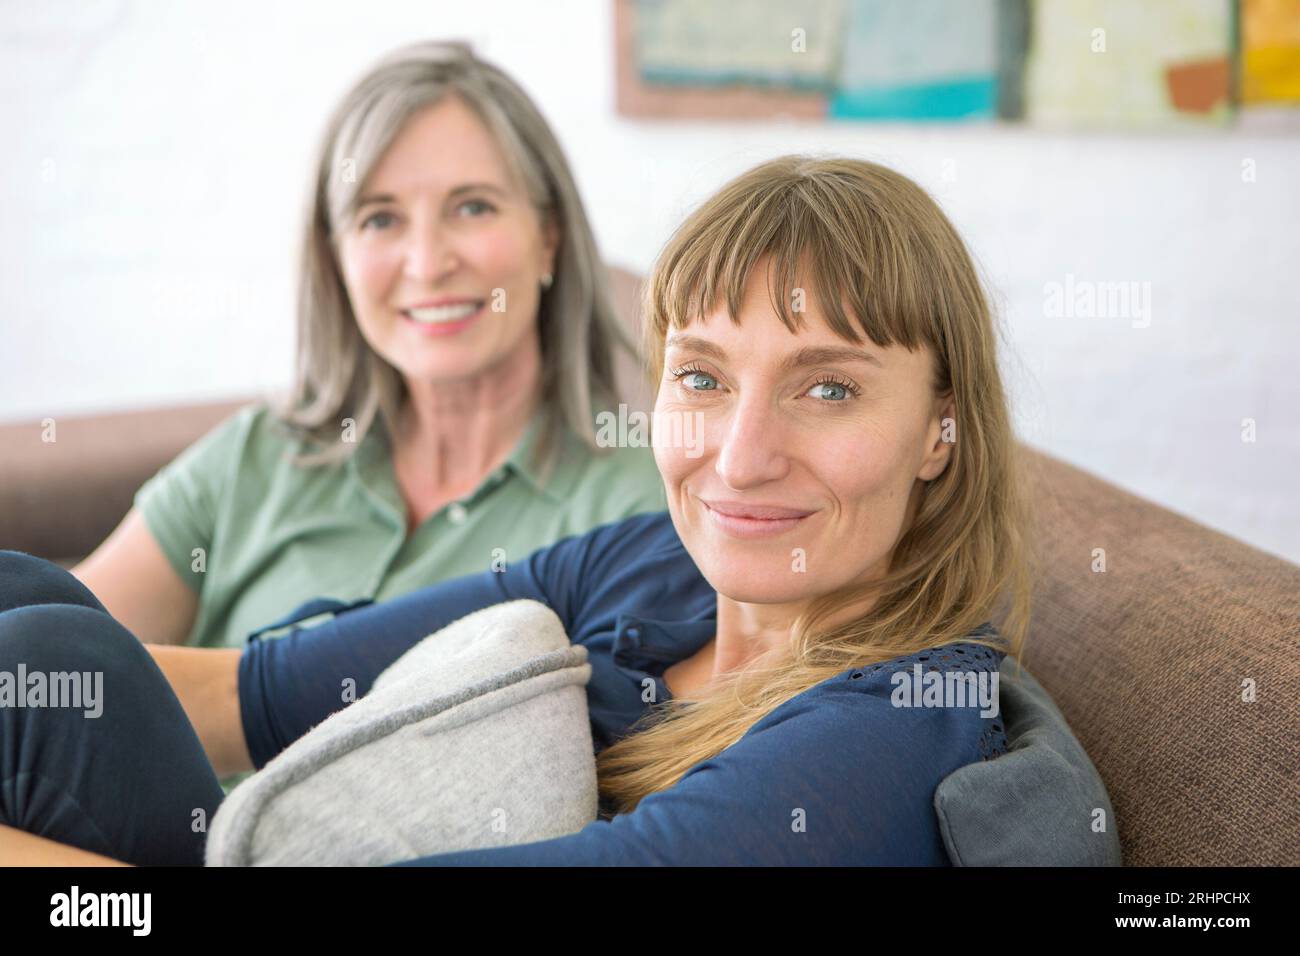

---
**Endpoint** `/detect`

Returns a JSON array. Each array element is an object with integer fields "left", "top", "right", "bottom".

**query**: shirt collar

[
  {"left": 349, "top": 421, "right": 402, "bottom": 521},
  {"left": 502, "top": 408, "right": 586, "bottom": 505},
  {"left": 349, "top": 404, "right": 587, "bottom": 510},
  {"left": 612, "top": 613, "right": 716, "bottom": 675}
]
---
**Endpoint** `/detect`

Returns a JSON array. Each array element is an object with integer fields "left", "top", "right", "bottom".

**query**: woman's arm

[
  {"left": 70, "top": 507, "right": 199, "bottom": 646},
  {"left": 0, "top": 824, "right": 132, "bottom": 866},
  {"left": 388, "top": 687, "right": 965, "bottom": 866},
  {"left": 236, "top": 527, "right": 598, "bottom": 770},
  {"left": 144, "top": 644, "right": 251, "bottom": 778}
]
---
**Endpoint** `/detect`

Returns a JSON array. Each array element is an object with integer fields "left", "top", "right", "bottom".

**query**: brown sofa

[{"left": 2, "top": 265, "right": 1296, "bottom": 867}]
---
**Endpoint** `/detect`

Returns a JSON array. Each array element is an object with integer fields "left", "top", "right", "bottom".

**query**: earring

[{"left": 540, "top": 272, "right": 553, "bottom": 290}]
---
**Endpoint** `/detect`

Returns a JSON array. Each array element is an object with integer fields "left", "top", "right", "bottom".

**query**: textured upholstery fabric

[{"left": 991, "top": 448, "right": 1300, "bottom": 865}]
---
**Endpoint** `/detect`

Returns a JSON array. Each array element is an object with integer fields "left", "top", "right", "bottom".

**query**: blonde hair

[
  {"left": 597, "top": 155, "right": 1037, "bottom": 814},
  {"left": 273, "top": 40, "right": 635, "bottom": 477}
]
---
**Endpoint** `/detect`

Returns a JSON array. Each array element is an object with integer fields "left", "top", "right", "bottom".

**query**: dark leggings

[{"left": 0, "top": 550, "right": 224, "bottom": 865}]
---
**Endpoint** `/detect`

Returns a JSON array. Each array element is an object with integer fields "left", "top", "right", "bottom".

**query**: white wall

[{"left": 2, "top": 0, "right": 1297, "bottom": 564}]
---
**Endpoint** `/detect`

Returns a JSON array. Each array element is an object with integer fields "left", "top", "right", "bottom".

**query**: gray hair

[{"left": 274, "top": 40, "right": 634, "bottom": 481}]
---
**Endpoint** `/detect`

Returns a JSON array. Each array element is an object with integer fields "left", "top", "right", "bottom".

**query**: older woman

[
  {"left": 70, "top": 40, "right": 665, "bottom": 653},
  {"left": 0, "top": 155, "right": 1034, "bottom": 865}
]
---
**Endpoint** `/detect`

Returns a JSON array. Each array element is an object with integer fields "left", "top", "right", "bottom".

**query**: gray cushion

[
  {"left": 934, "top": 659, "right": 1123, "bottom": 866},
  {"left": 205, "top": 600, "right": 598, "bottom": 866}
]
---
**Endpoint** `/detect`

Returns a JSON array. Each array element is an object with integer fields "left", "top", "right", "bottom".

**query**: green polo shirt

[{"left": 135, "top": 401, "right": 668, "bottom": 652}]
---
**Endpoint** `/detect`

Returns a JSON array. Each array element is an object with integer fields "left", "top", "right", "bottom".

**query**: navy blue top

[{"left": 238, "top": 510, "right": 1009, "bottom": 865}]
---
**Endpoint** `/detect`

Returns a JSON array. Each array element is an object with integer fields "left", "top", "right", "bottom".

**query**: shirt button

[{"left": 447, "top": 502, "right": 468, "bottom": 525}]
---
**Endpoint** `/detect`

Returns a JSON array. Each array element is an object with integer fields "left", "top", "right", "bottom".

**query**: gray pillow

[
  {"left": 205, "top": 600, "right": 598, "bottom": 866},
  {"left": 935, "top": 659, "right": 1123, "bottom": 866}
]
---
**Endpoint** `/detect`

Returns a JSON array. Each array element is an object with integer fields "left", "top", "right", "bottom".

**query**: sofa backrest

[
  {"left": 0, "top": 400, "right": 247, "bottom": 565},
  {"left": 1002, "top": 446, "right": 1300, "bottom": 865}
]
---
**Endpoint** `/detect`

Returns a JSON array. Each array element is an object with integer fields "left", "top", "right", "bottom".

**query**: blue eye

[
  {"left": 811, "top": 382, "right": 852, "bottom": 400},
  {"left": 360, "top": 210, "right": 396, "bottom": 231},
  {"left": 670, "top": 365, "right": 718, "bottom": 392},
  {"left": 458, "top": 199, "right": 496, "bottom": 217},
  {"left": 806, "top": 374, "right": 857, "bottom": 403}
]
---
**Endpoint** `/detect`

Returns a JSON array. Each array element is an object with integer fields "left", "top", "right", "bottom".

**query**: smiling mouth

[
  {"left": 401, "top": 301, "right": 485, "bottom": 324},
  {"left": 701, "top": 500, "right": 815, "bottom": 539}
]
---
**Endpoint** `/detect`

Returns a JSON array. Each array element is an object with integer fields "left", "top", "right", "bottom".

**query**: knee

[
  {"left": 0, "top": 550, "right": 107, "bottom": 616},
  {"left": 0, "top": 603, "right": 147, "bottom": 679}
]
